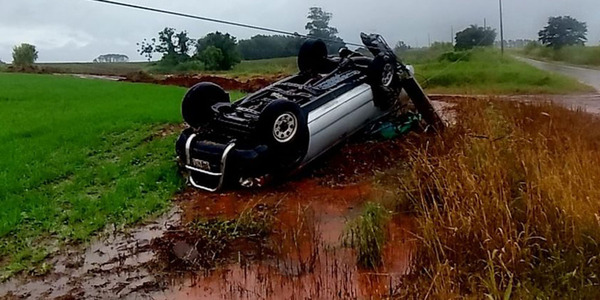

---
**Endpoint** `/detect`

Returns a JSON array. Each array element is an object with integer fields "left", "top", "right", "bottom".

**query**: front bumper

[{"left": 175, "top": 129, "right": 270, "bottom": 191}]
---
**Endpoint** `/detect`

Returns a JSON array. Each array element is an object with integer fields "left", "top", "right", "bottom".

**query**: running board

[{"left": 184, "top": 133, "right": 236, "bottom": 192}]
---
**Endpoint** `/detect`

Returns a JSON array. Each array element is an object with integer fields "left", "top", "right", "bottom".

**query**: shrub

[
  {"left": 173, "top": 60, "right": 205, "bottom": 72},
  {"left": 438, "top": 51, "right": 471, "bottom": 62},
  {"left": 198, "top": 46, "right": 224, "bottom": 71},
  {"left": 195, "top": 32, "right": 241, "bottom": 70}
]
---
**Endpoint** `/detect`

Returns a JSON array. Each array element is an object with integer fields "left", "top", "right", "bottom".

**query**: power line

[
  {"left": 87, "top": 0, "right": 489, "bottom": 85},
  {"left": 87, "top": 0, "right": 362, "bottom": 47}
]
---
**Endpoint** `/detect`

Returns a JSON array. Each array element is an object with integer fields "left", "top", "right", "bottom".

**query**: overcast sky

[{"left": 1, "top": 0, "right": 599, "bottom": 62}]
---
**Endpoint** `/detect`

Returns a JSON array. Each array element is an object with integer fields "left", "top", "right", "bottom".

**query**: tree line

[
  {"left": 137, "top": 7, "right": 345, "bottom": 71},
  {"left": 93, "top": 54, "right": 129, "bottom": 63},
  {"left": 3, "top": 12, "right": 591, "bottom": 70},
  {"left": 393, "top": 15, "right": 589, "bottom": 55}
]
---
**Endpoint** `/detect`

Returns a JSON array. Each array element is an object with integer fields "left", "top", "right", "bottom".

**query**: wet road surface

[{"left": 515, "top": 56, "right": 600, "bottom": 91}]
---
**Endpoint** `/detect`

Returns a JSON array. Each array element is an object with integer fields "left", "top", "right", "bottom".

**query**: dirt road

[{"left": 515, "top": 56, "right": 600, "bottom": 92}]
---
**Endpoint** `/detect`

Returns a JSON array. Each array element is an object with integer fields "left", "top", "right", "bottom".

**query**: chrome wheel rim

[
  {"left": 273, "top": 112, "right": 298, "bottom": 143},
  {"left": 382, "top": 63, "right": 395, "bottom": 87}
]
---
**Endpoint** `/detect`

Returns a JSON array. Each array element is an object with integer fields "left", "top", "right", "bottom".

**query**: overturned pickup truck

[{"left": 176, "top": 33, "right": 443, "bottom": 191}]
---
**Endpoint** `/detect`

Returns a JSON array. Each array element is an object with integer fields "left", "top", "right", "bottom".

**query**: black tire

[
  {"left": 257, "top": 99, "right": 309, "bottom": 169},
  {"left": 298, "top": 39, "right": 328, "bottom": 73},
  {"left": 181, "top": 82, "right": 229, "bottom": 128},
  {"left": 367, "top": 55, "right": 401, "bottom": 110}
]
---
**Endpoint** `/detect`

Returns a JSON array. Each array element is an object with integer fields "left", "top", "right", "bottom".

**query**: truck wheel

[
  {"left": 258, "top": 100, "right": 309, "bottom": 168},
  {"left": 181, "top": 82, "right": 229, "bottom": 128},
  {"left": 368, "top": 55, "right": 401, "bottom": 110},
  {"left": 298, "top": 39, "right": 328, "bottom": 73}
]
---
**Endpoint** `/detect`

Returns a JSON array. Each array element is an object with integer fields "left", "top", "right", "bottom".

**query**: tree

[
  {"left": 454, "top": 25, "right": 497, "bottom": 50},
  {"left": 137, "top": 28, "right": 193, "bottom": 63},
  {"left": 198, "top": 46, "right": 224, "bottom": 70},
  {"left": 195, "top": 32, "right": 241, "bottom": 70},
  {"left": 12, "top": 43, "right": 38, "bottom": 67},
  {"left": 137, "top": 38, "right": 155, "bottom": 61},
  {"left": 538, "top": 16, "right": 587, "bottom": 49},
  {"left": 305, "top": 7, "right": 345, "bottom": 53},
  {"left": 238, "top": 35, "right": 304, "bottom": 60},
  {"left": 394, "top": 41, "right": 411, "bottom": 53}
]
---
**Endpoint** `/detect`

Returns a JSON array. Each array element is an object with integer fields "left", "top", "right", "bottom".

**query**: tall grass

[
  {"left": 522, "top": 44, "right": 600, "bottom": 67},
  {"left": 413, "top": 48, "right": 594, "bottom": 94},
  {"left": 215, "top": 56, "right": 298, "bottom": 77},
  {"left": 397, "top": 99, "right": 600, "bottom": 298},
  {"left": 343, "top": 202, "right": 390, "bottom": 269},
  {"left": 35, "top": 62, "right": 151, "bottom": 76},
  {"left": 38, "top": 57, "right": 299, "bottom": 77}
]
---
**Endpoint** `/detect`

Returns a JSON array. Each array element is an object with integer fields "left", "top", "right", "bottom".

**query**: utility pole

[
  {"left": 451, "top": 26, "right": 454, "bottom": 46},
  {"left": 484, "top": 18, "right": 487, "bottom": 28},
  {"left": 499, "top": 0, "right": 504, "bottom": 55},
  {"left": 428, "top": 33, "right": 431, "bottom": 47}
]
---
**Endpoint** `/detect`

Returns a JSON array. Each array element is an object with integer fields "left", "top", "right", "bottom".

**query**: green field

[
  {"left": 212, "top": 56, "right": 298, "bottom": 77},
  {"left": 0, "top": 72, "right": 243, "bottom": 278},
  {"left": 408, "top": 48, "right": 593, "bottom": 94},
  {"left": 37, "top": 57, "right": 298, "bottom": 77},
  {"left": 519, "top": 44, "right": 600, "bottom": 68},
  {"left": 36, "top": 61, "right": 151, "bottom": 76},
  {"left": 35, "top": 50, "right": 592, "bottom": 94}
]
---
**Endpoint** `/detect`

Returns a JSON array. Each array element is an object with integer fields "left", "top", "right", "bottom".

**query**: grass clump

[
  {"left": 396, "top": 99, "right": 600, "bottom": 298},
  {"left": 343, "top": 202, "right": 390, "bottom": 269},
  {"left": 212, "top": 56, "right": 298, "bottom": 77},
  {"left": 156, "top": 208, "right": 272, "bottom": 270},
  {"left": 411, "top": 48, "right": 594, "bottom": 94},
  {"left": 521, "top": 43, "right": 600, "bottom": 67},
  {"left": 189, "top": 207, "right": 272, "bottom": 243}
]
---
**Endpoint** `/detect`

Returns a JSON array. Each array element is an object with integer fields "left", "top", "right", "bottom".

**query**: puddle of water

[
  {"left": 52, "top": 73, "right": 126, "bottom": 81},
  {"left": 0, "top": 208, "right": 181, "bottom": 299},
  {"left": 154, "top": 180, "right": 415, "bottom": 300}
]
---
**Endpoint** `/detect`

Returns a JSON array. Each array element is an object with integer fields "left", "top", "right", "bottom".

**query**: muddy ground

[
  {"left": 2, "top": 94, "right": 598, "bottom": 299},
  {"left": 123, "top": 73, "right": 287, "bottom": 93}
]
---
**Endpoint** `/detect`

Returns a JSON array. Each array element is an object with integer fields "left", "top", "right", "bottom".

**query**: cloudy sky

[{"left": 1, "top": 0, "right": 599, "bottom": 62}]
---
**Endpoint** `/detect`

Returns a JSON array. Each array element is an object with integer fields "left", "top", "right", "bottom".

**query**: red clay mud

[
  {"left": 154, "top": 180, "right": 415, "bottom": 300},
  {"left": 123, "top": 74, "right": 287, "bottom": 92}
]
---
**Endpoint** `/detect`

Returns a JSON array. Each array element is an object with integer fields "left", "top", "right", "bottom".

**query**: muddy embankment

[{"left": 123, "top": 73, "right": 287, "bottom": 92}]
